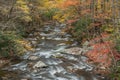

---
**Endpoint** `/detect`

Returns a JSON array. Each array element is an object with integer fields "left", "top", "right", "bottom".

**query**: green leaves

[
  {"left": 0, "top": 32, "right": 24, "bottom": 57},
  {"left": 115, "top": 38, "right": 120, "bottom": 52},
  {"left": 71, "top": 17, "right": 92, "bottom": 41}
]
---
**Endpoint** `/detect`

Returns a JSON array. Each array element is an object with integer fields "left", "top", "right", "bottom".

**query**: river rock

[
  {"left": 41, "top": 37, "right": 45, "bottom": 39},
  {"left": 100, "top": 66, "right": 106, "bottom": 70},
  {"left": 82, "top": 41, "right": 93, "bottom": 51},
  {"left": 82, "top": 41, "right": 90, "bottom": 47},
  {"left": 28, "top": 55, "right": 39, "bottom": 60},
  {"left": 33, "top": 61, "right": 47, "bottom": 69},
  {"left": 63, "top": 47, "right": 84, "bottom": 55},
  {"left": 0, "top": 59, "right": 9, "bottom": 68},
  {"left": 57, "top": 43, "right": 66, "bottom": 46},
  {"left": 21, "top": 79, "right": 28, "bottom": 80},
  {"left": 31, "top": 41, "right": 37, "bottom": 45}
]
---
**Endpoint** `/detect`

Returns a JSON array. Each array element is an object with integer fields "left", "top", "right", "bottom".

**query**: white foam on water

[
  {"left": 65, "top": 74, "right": 80, "bottom": 80},
  {"left": 49, "top": 65, "right": 66, "bottom": 75},
  {"left": 79, "top": 76, "right": 86, "bottom": 80},
  {"left": 93, "top": 77, "right": 98, "bottom": 80},
  {"left": 56, "top": 77, "right": 68, "bottom": 80},
  {"left": 11, "top": 62, "right": 27, "bottom": 71},
  {"left": 35, "top": 51, "right": 53, "bottom": 58},
  {"left": 46, "top": 59, "right": 63, "bottom": 65}
]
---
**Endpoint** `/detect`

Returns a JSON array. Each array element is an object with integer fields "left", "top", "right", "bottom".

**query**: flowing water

[{"left": 0, "top": 24, "right": 107, "bottom": 80}]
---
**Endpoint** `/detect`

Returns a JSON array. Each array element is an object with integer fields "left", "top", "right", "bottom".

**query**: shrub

[
  {"left": 42, "top": 8, "right": 59, "bottom": 21},
  {"left": 71, "top": 17, "right": 92, "bottom": 43},
  {"left": 114, "top": 37, "right": 120, "bottom": 52},
  {"left": 0, "top": 32, "right": 27, "bottom": 57}
]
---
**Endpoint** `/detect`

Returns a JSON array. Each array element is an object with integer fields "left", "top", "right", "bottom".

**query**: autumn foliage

[
  {"left": 58, "top": 0, "right": 79, "bottom": 9},
  {"left": 86, "top": 41, "right": 112, "bottom": 67},
  {"left": 86, "top": 33, "right": 120, "bottom": 68}
]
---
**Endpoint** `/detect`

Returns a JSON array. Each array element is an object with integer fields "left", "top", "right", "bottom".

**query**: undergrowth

[{"left": 0, "top": 32, "right": 33, "bottom": 58}]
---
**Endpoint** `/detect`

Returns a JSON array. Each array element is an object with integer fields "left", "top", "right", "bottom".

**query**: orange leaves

[
  {"left": 89, "top": 33, "right": 109, "bottom": 45},
  {"left": 64, "top": 0, "right": 78, "bottom": 7},
  {"left": 94, "top": 13, "right": 111, "bottom": 20},
  {"left": 86, "top": 41, "right": 112, "bottom": 67},
  {"left": 58, "top": 0, "right": 79, "bottom": 9},
  {"left": 67, "top": 19, "right": 78, "bottom": 24},
  {"left": 85, "top": 33, "right": 114, "bottom": 68},
  {"left": 81, "top": 9, "right": 91, "bottom": 15},
  {"left": 86, "top": 32, "right": 120, "bottom": 68},
  {"left": 113, "top": 50, "right": 120, "bottom": 61}
]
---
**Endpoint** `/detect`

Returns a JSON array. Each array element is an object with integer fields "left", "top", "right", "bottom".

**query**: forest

[{"left": 0, "top": 0, "right": 120, "bottom": 80}]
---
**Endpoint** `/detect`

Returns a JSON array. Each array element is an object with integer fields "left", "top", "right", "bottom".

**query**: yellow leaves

[
  {"left": 15, "top": 0, "right": 31, "bottom": 22},
  {"left": 16, "top": 0, "right": 29, "bottom": 12},
  {"left": 53, "top": 12, "right": 67, "bottom": 23},
  {"left": 53, "top": 13, "right": 61, "bottom": 20},
  {"left": 105, "top": 26, "right": 114, "bottom": 33},
  {"left": 15, "top": 40, "right": 27, "bottom": 45},
  {"left": 105, "top": 28, "right": 114, "bottom": 33},
  {"left": 43, "top": 1, "right": 51, "bottom": 9},
  {"left": 1, "top": 9, "right": 9, "bottom": 15},
  {"left": 19, "top": 7, "right": 29, "bottom": 14},
  {"left": 24, "top": 44, "right": 33, "bottom": 51},
  {"left": 18, "top": 4, "right": 29, "bottom": 10},
  {"left": 42, "top": 0, "right": 64, "bottom": 10},
  {"left": 21, "top": 16, "right": 32, "bottom": 22},
  {"left": 59, "top": 19, "right": 65, "bottom": 23},
  {"left": 97, "top": 0, "right": 101, "bottom": 10},
  {"left": 16, "top": 0, "right": 26, "bottom": 5},
  {"left": 15, "top": 40, "right": 34, "bottom": 51}
]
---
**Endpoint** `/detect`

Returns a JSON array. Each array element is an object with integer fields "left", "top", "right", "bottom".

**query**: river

[{"left": 0, "top": 24, "right": 107, "bottom": 80}]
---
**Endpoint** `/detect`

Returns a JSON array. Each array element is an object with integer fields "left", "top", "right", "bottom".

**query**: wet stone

[
  {"left": 21, "top": 78, "right": 32, "bottom": 80},
  {"left": 28, "top": 55, "right": 39, "bottom": 61},
  {"left": 66, "top": 66, "right": 73, "bottom": 72},
  {"left": 63, "top": 47, "right": 84, "bottom": 55},
  {"left": 57, "top": 43, "right": 66, "bottom": 46},
  {"left": 31, "top": 41, "right": 37, "bottom": 45},
  {"left": 33, "top": 61, "right": 47, "bottom": 69},
  {"left": 21, "top": 79, "right": 28, "bottom": 80}
]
